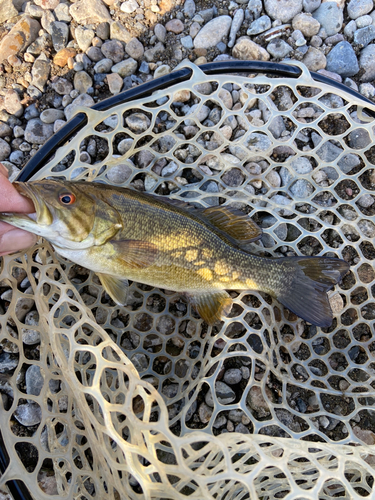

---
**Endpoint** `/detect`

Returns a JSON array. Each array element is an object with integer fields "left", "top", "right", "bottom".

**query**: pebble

[
  {"left": 75, "top": 27, "right": 95, "bottom": 52},
  {"left": 0, "top": 123, "right": 11, "bottom": 137},
  {"left": 181, "top": 35, "right": 194, "bottom": 49},
  {"left": 0, "top": 17, "right": 40, "bottom": 63},
  {"left": 165, "top": 19, "right": 184, "bottom": 33},
  {"left": 205, "top": 381, "right": 236, "bottom": 406},
  {"left": 264, "top": 0, "right": 303, "bottom": 23},
  {"left": 194, "top": 15, "right": 232, "bottom": 49},
  {"left": 344, "top": 20, "right": 357, "bottom": 39},
  {"left": 144, "top": 42, "right": 165, "bottom": 62},
  {"left": 266, "top": 170, "right": 281, "bottom": 187},
  {"left": 290, "top": 179, "right": 314, "bottom": 198},
  {"left": 26, "top": 365, "right": 44, "bottom": 396},
  {"left": 223, "top": 368, "right": 242, "bottom": 385},
  {"left": 267, "top": 39, "right": 293, "bottom": 58},
  {"left": 24, "top": 118, "right": 54, "bottom": 144},
  {"left": 292, "top": 13, "right": 320, "bottom": 37},
  {"left": 64, "top": 93, "right": 94, "bottom": 120},
  {"left": 312, "top": 2, "right": 343, "bottom": 36},
  {"left": 41, "top": 10, "right": 56, "bottom": 34},
  {"left": 106, "top": 73, "right": 123, "bottom": 94},
  {"left": 4, "top": 90, "right": 23, "bottom": 118},
  {"left": 94, "top": 58, "right": 113, "bottom": 73},
  {"left": 154, "top": 24, "right": 166, "bottom": 42},
  {"left": 14, "top": 403, "right": 42, "bottom": 426},
  {"left": 106, "top": 164, "right": 132, "bottom": 183},
  {"left": 125, "top": 38, "right": 143, "bottom": 59},
  {"left": 154, "top": 64, "right": 171, "bottom": 78},
  {"left": 74, "top": 71, "right": 93, "bottom": 94},
  {"left": 70, "top": 0, "right": 111, "bottom": 24},
  {"left": 52, "top": 77, "right": 73, "bottom": 95},
  {"left": 348, "top": 128, "right": 371, "bottom": 149},
  {"left": 120, "top": 0, "right": 138, "bottom": 13},
  {"left": 35, "top": 0, "right": 59, "bottom": 8},
  {"left": 31, "top": 54, "right": 51, "bottom": 91},
  {"left": 228, "top": 9, "right": 244, "bottom": 47},
  {"left": 86, "top": 46, "right": 104, "bottom": 62},
  {"left": 247, "top": 15, "right": 272, "bottom": 35},
  {"left": 0, "top": 139, "right": 10, "bottom": 161},
  {"left": 347, "top": 0, "right": 373, "bottom": 19},
  {"left": 233, "top": 37, "right": 270, "bottom": 60},
  {"left": 101, "top": 40, "right": 125, "bottom": 63},
  {"left": 353, "top": 25, "right": 375, "bottom": 48},
  {"left": 358, "top": 219, "right": 375, "bottom": 238},
  {"left": 53, "top": 47, "right": 76, "bottom": 67},
  {"left": 111, "top": 58, "right": 138, "bottom": 77},
  {"left": 302, "top": 46, "right": 326, "bottom": 70},
  {"left": 356, "top": 15, "right": 373, "bottom": 28},
  {"left": 357, "top": 194, "right": 374, "bottom": 207},
  {"left": 125, "top": 113, "right": 151, "bottom": 132},
  {"left": 54, "top": 120, "right": 66, "bottom": 132},
  {"left": 303, "top": 0, "right": 321, "bottom": 12},
  {"left": 326, "top": 41, "right": 359, "bottom": 76},
  {"left": 40, "top": 109, "right": 65, "bottom": 124},
  {"left": 359, "top": 44, "right": 375, "bottom": 81},
  {"left": 54, "top": 3, "right": 71, "bottom": 22},
  {"left": 96, "top": 22, "right": 110, "bottom": 40},
  {"left": 198, "top": 402, "right": 212, "bottom": 423},
  {"left": 51, "top": 21, "right": 69, "bottom": 52},
  {"left": 110, "top": 21, "right": 132, "bottom": 43}
]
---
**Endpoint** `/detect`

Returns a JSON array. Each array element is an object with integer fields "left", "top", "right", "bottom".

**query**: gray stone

[
  {"left": 154, "top": 24, "right": 166, "bottom": 42},
  {"left": 51, "top": 21, "right": 69, "bottom": 51},
  {"left": 111, "top": 58, "right": 138, "bottom": 77},
  {"left": 74, "top": 71, "right": 93, "bottom": 94},
  {"left": 54, "top": 3, "right": 71, "bottom": 22},
  {"left": 24, "top": 104, "right": 40, "bottom": 121},
  {"left": 26, "top": 365, "right": 44, "bottom": 396},
  {"left": 354, "top": 25, "right": 375, "bottom": 47},
  {"left": 139, "top": 61, "right": 149, "bottom": 73},
  {"left": 94, "top": 58, "right": 113, "bottom": 73},
  {"left": 228, "top": 8, "right": 244, "bottom": 47},
  {"left": 247, "top": 15, "right": 272, "bottom": 35},
  {"left": 31, "top": 54, "right": 51, "bottom": 91},
  {"left": 358, "top": 194, "right": 374, "bottom": 207},
  {"left": 312, "top": 2, "right": 343, "bottom": 36},
  {"left": 245, "top": 132, "right": 273, "bottom": 152},
  {"left": 292, "top": 12, "right": 320, "bottom": 37},
  {"left": 106, "top": 164, "right": 132, "bottom": 183},
  {"left": 264, "top": 0, "right": 303, "bottom": 22},
  {"left": 14, "top": 403, "right": 42, "bottom": 426},
  {"left": 125, "top": 113, "right": 151, "bottom": 132},
  {"left": 4, "top": 90, "right": 23, "bottom": 118},
  {"left": 154, "top": 64, "right": 170, "bottom": 78},
  {"left": 110, "top": 21, "right": 132, "bottom": 43},
  {"left": 0, "top": 139, "right": 10, "bottom": 161},
  {"left": 344, "top": 20, "right": 357, "bottom": 38},
  {"left": 86, "top": 46, "right": 104, "bottom": 62},
  {"left": 0, "top": 122, "right": 11, "bottom": 137},
  {"left": 248, "top": 0, "right": 262, "bottom": 19},
  {"left": 359, "top": 44, "right": 375, "bottom": 81},
  {"left": 117, "top": 138, "right": 133, "bottom": 155},
  {"left": 338, "top": 153, "right": 361, "bottom": 173},
  {"left": 126, "top": 38, "right": 144, "bottom": 59},
  {"left": 184, "top": 103, "right": 210, "bottom": 125},
  {"left": 27, "top": 86, "right": 42, "bottom": 99},
  {"left": 120, "top": 0, "right": 138, "bottom": 13},
  {"left": 96, "top": 22, "right": 110, "bottom": 40},
  {"left": 70, "top": 0, "right": 111, "bottom": 24},
  {"left": 144, "top": 42, "right": 165, "bottom": 62},
  {"left": 25, "top": 118, "right": 54, "bottom": 144},
  {"left": 199, "top": 402, "right": 212, "bottom": 423},
  {"left": 41, "top": 10, "right": 55, "bottom": 34},
  {"left": 356, "top": 14, "right": 373, "bottom": 28},
  {"left": 290, "top": 179, "right": 314, "bottom": 198},
  {"left": 64, "top": 94, "right": 94, "bottom": 120},
  {"left": 0, "top": 352, "right": 18, "bottom": 372},
  {"left": 326, "top": 41, "right": 359, "bottom": 77},
  {"left": 184, "top": 0, "right": 196, "bottom": 17},
  {"left": 348, "top": 128, "right": 371, "bottom": 149},
  {"left": 358, "top": 219, "right": 375, "bottom": 238},
  {"left": 40, "top": 108, "right": 65, "bottom": 124},
  {"left": 280, "top": 166, "right": 294, "bottom": 186},
  {"left": 194, "top": 16, "right": 232, "bottom": 49},
  {"left": 101, "top": 40, "right": 124, "bottom": 63},
  {"left": 223, "top": 368, "right": 242, "bottom": 385},
  {"left": 290, "top": 156, "right": 313, "bottom": 174},
  {"left": 205, "top": 381, "right": 236, "bottom": 407},
  {"left": 267, "top": 39, "right": 293, "bottom": 58},
  {"left": 52, "top": 77, "right": 73, "bottom": 95},
  {"left": 9, "top": 151, "right": 23, "bottom": 165},
  {"left": 162, "top": 161, "right": 178, "bottom": 176},
  {"left": 302, "top": 46, "right": 326, "bottom": 71},
  {"left": 106, "top": 73, "right": 123, "bottom": 94},
  {"left": 303, "top": 0, "right": 321, "bottom": 13},
  {"left": 181, "top": 35, "right": 194, "bottom": 49},
  {"left": 75, "top": 27, "right": 95, "bottom": 52},
  {"left": 347, "top": 0, "right": 373, "bottom": 19},
  {"left": 359, "top": 82, "right": 375, "bottom": 97}
]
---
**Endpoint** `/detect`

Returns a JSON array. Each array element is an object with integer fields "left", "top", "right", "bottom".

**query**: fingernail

[
  {"left": 0, "top": 163, "right": 8, "bottom": 177},
  {"left": 0, "top": 229, "right": 37, "bottom": 255}
]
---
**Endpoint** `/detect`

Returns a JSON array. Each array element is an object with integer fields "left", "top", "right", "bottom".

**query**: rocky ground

[{"left": 0, "top": 0, "right": 375, "bottom": 497}]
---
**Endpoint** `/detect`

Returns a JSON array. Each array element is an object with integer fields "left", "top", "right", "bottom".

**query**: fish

[{"left": 0, "top": 180, "right": 349, "bottom": 327}]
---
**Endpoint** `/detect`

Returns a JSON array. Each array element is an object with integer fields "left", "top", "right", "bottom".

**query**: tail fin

[{"left": 276, "top": 257, "right": 349, "bottom": 327}]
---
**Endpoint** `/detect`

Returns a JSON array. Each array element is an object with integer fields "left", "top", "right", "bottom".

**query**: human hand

[{"left": 0, "top": 163, "right": 37, "bottom": 257}]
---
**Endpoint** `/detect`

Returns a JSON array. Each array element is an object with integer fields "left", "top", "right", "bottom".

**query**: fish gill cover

[{"left": 0, "top": 62, "right": 374, "bottom": 499}]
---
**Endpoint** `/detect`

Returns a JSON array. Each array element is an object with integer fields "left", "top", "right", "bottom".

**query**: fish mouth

[{"left": 13, "top": 182, "right": 53, "bottom": 227}]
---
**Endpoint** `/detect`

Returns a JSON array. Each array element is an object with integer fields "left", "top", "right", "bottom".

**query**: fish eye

[{"left": 59, "top": 193, "right": 76, "bottom": 205}]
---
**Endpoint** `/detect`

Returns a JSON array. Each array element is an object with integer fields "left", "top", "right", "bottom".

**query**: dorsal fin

[{"left": 199, "top": 206, "right": 262, "bottom": 245}]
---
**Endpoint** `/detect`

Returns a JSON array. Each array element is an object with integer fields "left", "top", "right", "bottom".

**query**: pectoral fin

[
  {"left": 200, "top": 206, "right": 262, "bottom": 246},
  {"left": 188, "top": 290, "right": 233, "bottom": 325},
  {"left": 110, "top": 240, "right": 158, "bottom": 269},
  {"left": 97, "top": 273, "right": 129, "bottom": 305}
]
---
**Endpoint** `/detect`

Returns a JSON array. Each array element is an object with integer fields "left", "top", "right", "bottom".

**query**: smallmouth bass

[{"left": 0, "top": 180, "right": 349, "bottom": 327}]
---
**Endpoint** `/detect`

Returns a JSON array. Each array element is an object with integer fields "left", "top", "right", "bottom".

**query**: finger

[
  {"left": 0, "top": 228, "right": 37, "bottom": 256},
  {"left": 0, "top": 163, "right": 9, "bottom": 178},
  {"left": 0, "top": 175, "right": 35, "bottom": 213}
]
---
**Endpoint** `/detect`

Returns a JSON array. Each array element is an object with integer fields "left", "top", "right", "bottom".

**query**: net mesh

[{"left": 0, "top": 61, "right": 374, "bottom": 499}]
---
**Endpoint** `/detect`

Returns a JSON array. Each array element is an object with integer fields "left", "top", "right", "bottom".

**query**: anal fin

[
  {"left": 188, "top": 290, "right": 233, "bottom": 325},
  {"left": 98, "top": 273, "right": 129, "bottom": 305}
]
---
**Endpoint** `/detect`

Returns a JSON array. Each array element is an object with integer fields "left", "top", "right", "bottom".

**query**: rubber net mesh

[{"left": 0, "top": 61, "right": 375, "bottom": 499}]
